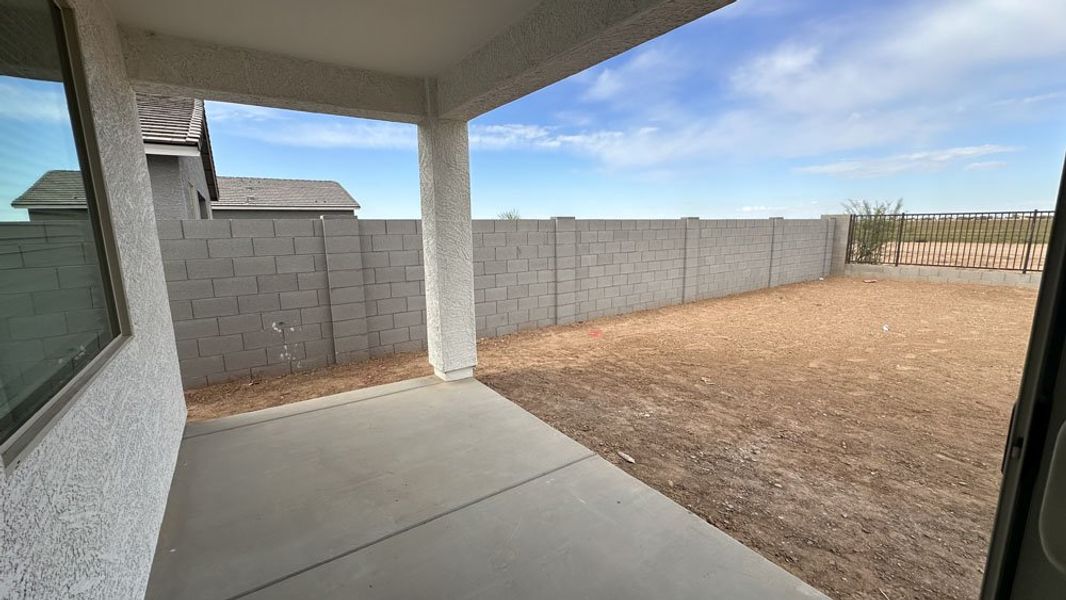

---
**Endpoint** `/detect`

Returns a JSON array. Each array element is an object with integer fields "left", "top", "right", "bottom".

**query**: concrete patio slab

[
  {"left": 147, "top": 378, "right": 827, "bottom": 600},
  {"left": 245, "top": 455, "right": 826, "bottom": 600}
]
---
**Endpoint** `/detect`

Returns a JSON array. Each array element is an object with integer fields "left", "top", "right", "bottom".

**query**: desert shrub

[{"left": 844, "top": 199, "right": 903, "bottom": 264}]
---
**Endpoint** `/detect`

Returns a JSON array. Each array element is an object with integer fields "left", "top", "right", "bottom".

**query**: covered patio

[
  {"left": 110, "top": 0, "right": 826, "bottom": 597},
  {"left": 147, "top": 377, "right": 825, "bottom": 599}
]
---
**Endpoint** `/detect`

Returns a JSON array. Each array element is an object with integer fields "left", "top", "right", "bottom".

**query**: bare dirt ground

[{"left": 186, "top": 278, "right": 1038, "bottom": 600}]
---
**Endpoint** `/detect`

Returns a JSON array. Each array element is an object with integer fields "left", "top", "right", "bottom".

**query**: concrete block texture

[{"left": 160, "top": 215, "right": 835, "bottom": 388}]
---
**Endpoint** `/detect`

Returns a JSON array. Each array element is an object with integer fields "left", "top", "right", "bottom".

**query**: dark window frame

[{"left": 0, "top": 0, "right": 132, "bottom": 469}]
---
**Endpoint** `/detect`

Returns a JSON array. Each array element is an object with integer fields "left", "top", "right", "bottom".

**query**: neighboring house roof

[
  {"left": 14, "top": 94, "right": 206, "bottom": 209},
  {"left": 214, "top": 177, "right": 360, "bottom": 211},
  {"left": 136, "top": 93, "right": 220, "bottom": 202},
  {"left": 11, "top": 170, "right": 87, "bottom": 209},
  {"left": 136, "top": 93, "right": 205, "bottom": 145},
  {"left": 10, "top": 100, "right": 359, "bottom": 215}
]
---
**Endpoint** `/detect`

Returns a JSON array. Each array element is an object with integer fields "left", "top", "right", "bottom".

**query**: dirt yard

[{"left": 186, "top": 278, "right": 1038, "bottom": 600}]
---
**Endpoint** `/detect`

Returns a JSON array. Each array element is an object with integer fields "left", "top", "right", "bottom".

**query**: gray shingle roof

[
  {"left": 11, "top": 170, "right": 87, "bottom": 208},
  {"left": 215, "top": 177, "right": 360, "bottom": 210},
  {"left": 136, "top": 93, "right": 204, "bottom": 146}
]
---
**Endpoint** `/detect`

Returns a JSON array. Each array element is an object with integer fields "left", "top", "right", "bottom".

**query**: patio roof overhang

[{"left": 109, "top": 0, "right": 733, "bottom": 122}]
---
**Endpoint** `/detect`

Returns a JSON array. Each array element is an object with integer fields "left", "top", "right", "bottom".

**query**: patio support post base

[
  {"left": 433, "top": 367, "right": 475, "bottom": 381},
  {"left": 418, "top": 111, "right": 477, "bottom": 380}
]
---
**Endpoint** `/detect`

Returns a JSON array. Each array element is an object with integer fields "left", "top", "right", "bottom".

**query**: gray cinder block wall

[
  {"left": 822, "top": 214, "right": 850, "bottom": 276},
  {"left": 160, "top": 216, "right": 835, "bottom": 388},
  {"left": 160, "top": 219, "right": 339, "bottom": 387}
]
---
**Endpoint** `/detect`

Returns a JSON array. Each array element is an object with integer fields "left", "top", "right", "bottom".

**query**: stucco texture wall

[
  {"left": 0, "top": 0, "right": 186, "bottom": 598},
  {"left": 147, "top": 154, "right": 210, "bottom": 220}
]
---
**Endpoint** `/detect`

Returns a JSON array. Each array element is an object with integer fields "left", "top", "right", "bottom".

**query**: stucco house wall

[
  {"left": 24, "top": 208, "right": 90, "bottom": 220},
  {"left": 146, "top": 154, "right": 211, "bottom": 220},
  {"left": 0, "top": 1, "right": 187, "bottom": 599}
]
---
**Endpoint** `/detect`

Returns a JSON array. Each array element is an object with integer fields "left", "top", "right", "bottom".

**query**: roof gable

[
  {"left": 136, "top": 93, "right": 204, "bottom": 146},
  {"left": 11, "top": 170, "right": 87, "bottom": 208},
  {"left": 215, "top": 177, "right": 360, "bottom": 210}
]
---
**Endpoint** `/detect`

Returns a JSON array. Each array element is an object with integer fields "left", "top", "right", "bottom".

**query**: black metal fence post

[
  {"left": 1021, "top": 209, "right": 1038, "bottom": 274},
  {"left": 845, "top": 214, "right": 855, "bottom": 263},
  {"left": 894, "top": 213, "right": 905, "bottom": 266}
]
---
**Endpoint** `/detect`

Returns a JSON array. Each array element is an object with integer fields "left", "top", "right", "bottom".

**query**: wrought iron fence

[{"left": 846, "top": 210, "right": 1055, "bottom": 272}]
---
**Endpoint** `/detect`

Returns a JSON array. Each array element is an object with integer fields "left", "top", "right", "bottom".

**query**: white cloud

[
  {"left": 469, "top": 124, "right": 558, "bottom": 150},
  {"left": 739, "top": 205, "right": 787, "bottom": 213},
  {"left": 206, "top": 101, "right": 416, "bottom": 149},
  {"left": 530, "top": 0, "right": 1066, "bottom": 171},
  {"left": 583, "top": 69, "right": 624, "bottom": 103},
  {"left": 206, "top": 102, "right": 287, "bottom": 123},
  {"left": 796, "top": 145, "right": 1018, "bottom": 178},
  {"left": 204, "top": 104, "right": 626, "bottom": 156},
  {"left": 0, "top": 79, "right": 69, "bottom": 122},
  {"left": 730, "top": 0, "right": 1066, "bottom": 115},
  {"left": 713, "top": 0, "right": 800, "bottom": 21},
  {"left": 991, "top": 91, "right": 1066, "bottom": 107},
  {"left": 964, "top": 160, "right": 1009, "bottom": 171},
  {"left": 578, "top": 46, "right": 691, "bottom": 118},
  {"left": 230, "top": 119, "right": 415, "bottom": 150}
]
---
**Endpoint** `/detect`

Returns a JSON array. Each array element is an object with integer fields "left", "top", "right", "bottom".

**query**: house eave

[
  {"left": 144, "top": 142, "right": 201, "bottom": 157},
  {"left": 12, "top": 204, "right": 89, "bottom": 210}
]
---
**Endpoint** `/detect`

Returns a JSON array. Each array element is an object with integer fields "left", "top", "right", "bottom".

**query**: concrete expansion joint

[{"left": 221, "top": 452, "right": 597, "bottom": 600}]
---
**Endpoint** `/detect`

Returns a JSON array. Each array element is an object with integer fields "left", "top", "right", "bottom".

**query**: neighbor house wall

[
  {"left": 25, "top": 208, "right": 90, "bottom": 221},
  {"left": 147, "top": 154, "right": 210, "bottom": 220},
  {"left": 178, "top": 154, "right": 210, "bottom": 214},
  {"left": 161, "top": 217, "right": 834, "bottom": 388},
  {"left": 0, "top": 1, "right": 187, "bottom": 599}
]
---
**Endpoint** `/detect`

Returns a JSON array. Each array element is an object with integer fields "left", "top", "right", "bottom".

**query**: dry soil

[{"left": 186, "top": 278, "right": 1038, "bottom": 600}]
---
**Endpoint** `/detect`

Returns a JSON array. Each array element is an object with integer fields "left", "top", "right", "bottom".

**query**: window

[
  {"left": 0, "top": 0, "right": 125, "bottom": 461},
  {"left": 198, "top": 192, "right": 210, "bottom": 220}
]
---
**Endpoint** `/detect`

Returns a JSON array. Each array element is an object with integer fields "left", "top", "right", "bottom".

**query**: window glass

[{"left": 0, "top": 0, "right": 118, "bottom": 443}]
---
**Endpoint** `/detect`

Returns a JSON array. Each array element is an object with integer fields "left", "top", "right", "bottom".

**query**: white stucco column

[{"left": 418, "top": 117, "right": 476, "bottom": 381}]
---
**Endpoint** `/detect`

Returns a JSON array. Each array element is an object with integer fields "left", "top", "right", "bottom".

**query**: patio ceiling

[
  {"left": 106, "top": 0, "right": 544, "bottom": 78},
  {"left": 107, "top": 0, "right": 733, "bottom": 122}
]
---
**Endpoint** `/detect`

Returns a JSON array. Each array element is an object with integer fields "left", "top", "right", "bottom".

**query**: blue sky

[
  {"left": 3, "top": 0, "right": 1066, "bottom": 221},
  {"left": 0, "top": 77, "right": 82, "bottom": 221}
]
